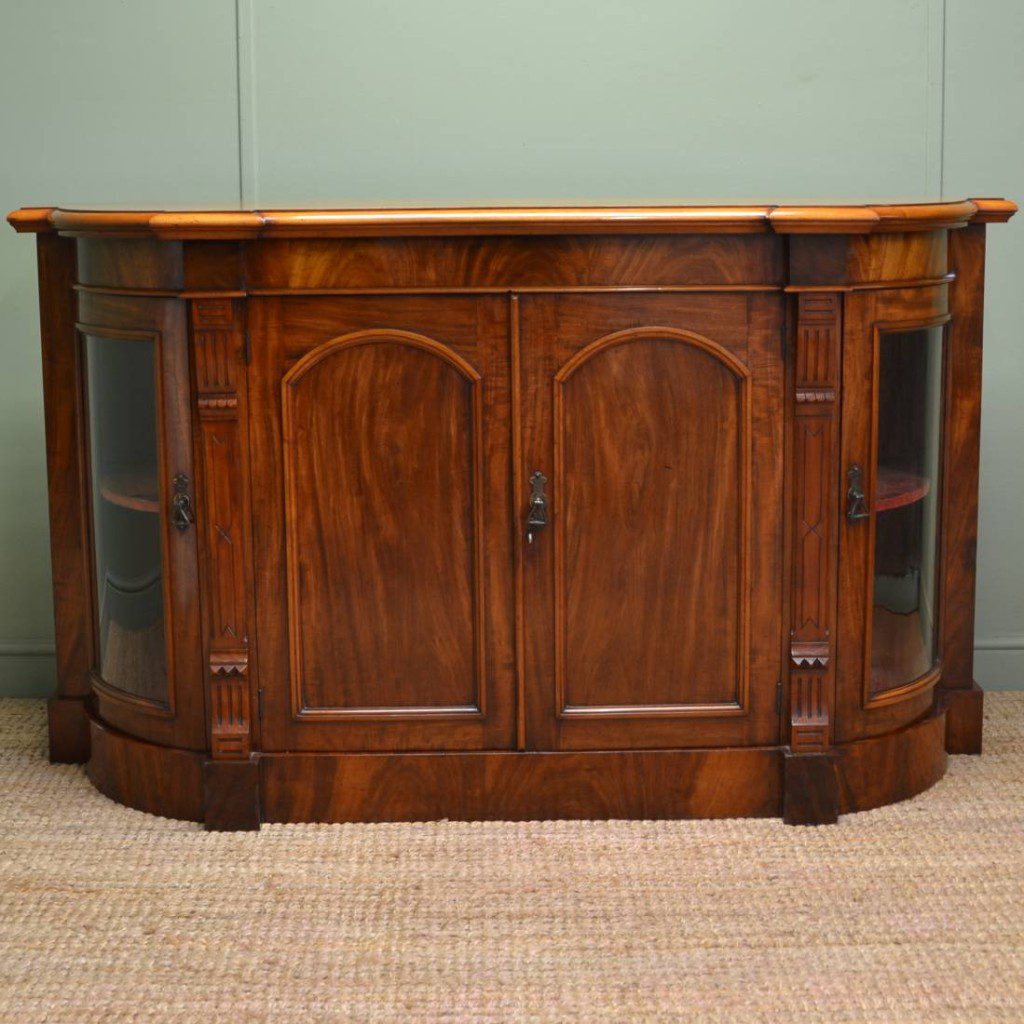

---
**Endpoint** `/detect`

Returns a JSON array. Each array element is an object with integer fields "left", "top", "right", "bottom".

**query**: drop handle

[
  {"left": 170, "top": 473, "right": 196, "bottom": 531},
  {"left": 846, "top": 464, "right": 870, "bottom": 521},
  {"left": 526, "top": 471, "right": 548, "bottom": 544}
]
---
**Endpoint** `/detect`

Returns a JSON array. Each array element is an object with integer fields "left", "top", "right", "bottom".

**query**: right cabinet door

[
  {"left": 837, "top": 291, "right": 950, "bottom": 740},
  {"left": 518, "top": 293, "right": 784, "bottom": 750}
]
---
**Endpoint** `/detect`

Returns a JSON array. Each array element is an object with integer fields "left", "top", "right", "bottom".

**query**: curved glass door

[
  {"left": 870, "top": 323, "right": 946, "bottom": 696},
  {"left": 84, "top": 333, "right": 168, "bottom": 705}
]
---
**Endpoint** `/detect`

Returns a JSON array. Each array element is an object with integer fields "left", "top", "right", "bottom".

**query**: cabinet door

[
  {"left": 250, "top": 296, "right": 516, "bottom": 752},
  {"left": 80, "top": 298, "right": 205, "bottom": 749},
  {"left": 836, "top": 290, "right": 950, "bottom": 740},
  {"left": 518, "top": 293, "right": 784, "bottom": 750}
]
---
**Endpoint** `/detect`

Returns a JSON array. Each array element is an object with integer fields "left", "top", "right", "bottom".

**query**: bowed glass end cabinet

[{"left": 8, "top": 198, "right": 1015, "bottom": 829}]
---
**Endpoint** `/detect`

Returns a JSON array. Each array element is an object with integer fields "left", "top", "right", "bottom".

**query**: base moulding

[{"left": 82, "top": 703, "right": 950, "bottom": 829}]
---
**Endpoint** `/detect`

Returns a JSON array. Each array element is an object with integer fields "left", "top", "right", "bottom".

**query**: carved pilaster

[
  {"left": 191, "top": 298, "right": 254, "bottom": 760},
  {"left": 789, "top": 293, "right": 841, "bottom": 753}
]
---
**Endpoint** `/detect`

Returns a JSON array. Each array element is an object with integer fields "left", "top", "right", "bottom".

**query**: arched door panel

[
  {"left": 519, "top": 293, "right": 784, "bottom": 750},
  {"left": 250, "top": 296, "right": 515, "bottom": 752}
]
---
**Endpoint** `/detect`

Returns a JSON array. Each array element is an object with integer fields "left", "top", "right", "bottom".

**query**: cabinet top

[{"left": 7, "top": 199, "right": 1016, "bottom": 239}]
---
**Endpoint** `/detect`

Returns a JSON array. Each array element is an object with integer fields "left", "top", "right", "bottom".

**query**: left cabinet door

[
  {"left": 250, "top": 296, "right": 516, "bottom": 752},
  {"left": 80, "top": 296, "right": 206, "bottom": 749}
]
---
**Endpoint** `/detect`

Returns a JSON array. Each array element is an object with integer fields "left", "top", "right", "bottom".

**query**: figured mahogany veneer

[{"left": 8, "top": 199, "right": 1014, "bottom": 828}]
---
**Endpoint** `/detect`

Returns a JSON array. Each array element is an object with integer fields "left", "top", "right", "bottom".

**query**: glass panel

[
  {"left": 85, "top": 334, "right": 168, "bottom": 704},
  {"left": 870, "top": 324, "right": 945, "bottom": 695}
]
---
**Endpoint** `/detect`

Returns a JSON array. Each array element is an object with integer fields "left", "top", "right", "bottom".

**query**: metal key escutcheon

[
  {"left": 846, "top": 464, "right": 870, "bottom": 521},
  {"left": 170, "top": 473, "right": 196, "bottom": 531},
  {"left": 526, "top": 471, "right": 548, "bottom": 544}
]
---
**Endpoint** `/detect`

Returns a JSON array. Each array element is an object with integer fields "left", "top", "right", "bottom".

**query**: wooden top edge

[
  {"left": 6, "top": 207, "right": 54, "bottom": 233},
  {"left": 255, "top": 206, "right": 774, "bottom": 237},
  {"left": 871, "top": 200, "right": 979, "bottom": 232},
  {"left": 7, "top": 200, "right": 1016, "bottom": 238},
  {"left": 766, "top": 206, "right": 881, "bottom": 234},
  {"left": 968, "top": 197, "right": 1018, "bottom": 223}
]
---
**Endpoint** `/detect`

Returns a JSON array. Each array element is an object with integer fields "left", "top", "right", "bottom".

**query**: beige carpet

[{"left": 1, "top": 697, "right": 1023, "bottom": 1024}]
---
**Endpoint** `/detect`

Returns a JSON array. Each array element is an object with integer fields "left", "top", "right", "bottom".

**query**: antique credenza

[{"left": 8, "top": 200, "right": 1016, "bottom": 829}]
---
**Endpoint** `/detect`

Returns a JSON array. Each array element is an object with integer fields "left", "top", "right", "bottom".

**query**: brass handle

[
  {"left": 170, "top": 473, "right": 195, "bottom": 531},
  {"left": 846, "top": 464, "right": 870, "bottom": 521},
  {"left": 526, "top": 471, "right": 548, "bottom": 544}
]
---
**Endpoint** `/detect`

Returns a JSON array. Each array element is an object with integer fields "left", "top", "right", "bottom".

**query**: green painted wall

[
  {"left": 944, "top": 1, "right": 1024, "bottom": 687},
  {"left": 1, "top": 0, "right": 1020, "bottom": 694},
  {"left": 0, "top": 1, "right": 239, "bottom": 694}
]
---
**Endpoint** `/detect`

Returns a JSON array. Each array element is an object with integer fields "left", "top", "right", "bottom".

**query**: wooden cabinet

[{"left": 8, "top": 200, "right": 1016, "bottom": 829}]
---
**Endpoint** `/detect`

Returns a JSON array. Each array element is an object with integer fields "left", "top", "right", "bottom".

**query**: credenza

[{"left": 7, "top": 199, "right": 1016, "bottom": 829}]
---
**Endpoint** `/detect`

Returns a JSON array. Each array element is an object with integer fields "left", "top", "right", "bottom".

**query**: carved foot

[
  {"left": 203, "top": 757, "right": 260, "bottom": 831},
  {"left": 783, "top": 750, "right": 839, "bottom": 826}
]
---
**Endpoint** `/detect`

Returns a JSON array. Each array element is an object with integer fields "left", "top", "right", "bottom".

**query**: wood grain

[
  {"left": 250, "top": 295, "right": 516, "bottom": 752},
  {"left": 77, "top": 238, "right": 184, "bottom": 290},
  {"left": 46, "top": 696, "right": 90, "bottom": 764},
  {"left": 9, "top": 200, "right": 1015, "bottom": 239},
  {"left": 789, "top": 292, "right": 841, "bottom": 753},
  {"left": 82, "top": 699, "right": 950, "bottom": 826},
  {"left": 519, "top": 292, "right": 783, "bottom": 751},
  {"left": 35, "top": 234, "right": 94, "bottom": 712},
  {"left": 86, "top": 713, "right": 204, "bottom": 822},
  {"left": 835, "top": 704, "right": 947, "bottom": 813},
  {"left": 203, "top": 757, "right": 260, "bottom": 831},
  {"left": 261, "top": 746, "right": 783, "bottom": 823},
  {"left": 942, "top": 681, "right": 984, "bottom": 754},
  {"left": 788, "top": 231, "right": 950, "bottom": 290},
  {"left": 281, "top": 330, "right": 484, "bottom": 717},
  {"left": 246, "top": 235, "right": 783, "bottom": 292},
  {"left": 553, "top": 326, "right": 749, "bottom": 713},
  {"left": 940, "top": 225, "right": 986, "bottom": 692},
  {"left": 191, "top": 297, "right": 256, "bottom": 759},
  {"left": 848, "top": 230, "right": 948, "bottom": 284},
  {"left": 783, "top": 752, "right": 838, "bottom": 825}
]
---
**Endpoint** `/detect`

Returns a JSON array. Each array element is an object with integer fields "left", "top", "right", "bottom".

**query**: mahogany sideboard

[{"left": 7, "top": 200, "right": 1016, "bottom": 829}]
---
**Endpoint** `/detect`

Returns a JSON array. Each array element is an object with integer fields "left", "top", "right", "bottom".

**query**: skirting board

[
  {"left": 974, "top": 642, "right": 1024, "bottom": 690},
  {"left": 0, "top": 647, "right": 57, "bottom": 696}
]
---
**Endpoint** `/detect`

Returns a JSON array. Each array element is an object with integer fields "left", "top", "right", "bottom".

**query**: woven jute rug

[{"left": 1, "top": 696, "right": 1023, "bottom": 1024}]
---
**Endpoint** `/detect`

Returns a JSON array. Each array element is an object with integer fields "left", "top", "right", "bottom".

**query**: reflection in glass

[
  {"left": 870, "top": 324, "right": 944, "bottom": 695},
  {"left": 85, "top": 335, "right": 168, "bottom": 704}
]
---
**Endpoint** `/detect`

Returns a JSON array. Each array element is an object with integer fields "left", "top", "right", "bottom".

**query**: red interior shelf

[
  {"left": 875, "top": 467, "right": 930, "bottom": 513},
  {"left": 99, "top": 471, "right": 159, "bottom": 514}
]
